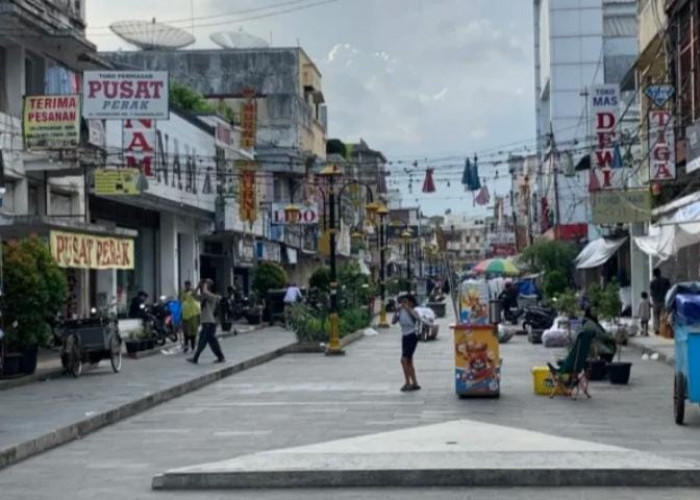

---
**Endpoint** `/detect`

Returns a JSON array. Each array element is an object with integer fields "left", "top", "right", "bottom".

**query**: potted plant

[
  {"left": 598, "top": 281, "right": 631, "bottom": 384},
  {"left": 1, "top": 237, "right": 67, "bottom": 376}
]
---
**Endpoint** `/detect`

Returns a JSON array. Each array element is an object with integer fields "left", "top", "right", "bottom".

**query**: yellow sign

[
  {"left": 50, "top": 230, "right": 134, "bottom": 270},
  {"left": 94, "top": 168, "right": 140, "bottom": 195},
  {"left": 23, "top": 95, "right": 80, "bottom": 151}
]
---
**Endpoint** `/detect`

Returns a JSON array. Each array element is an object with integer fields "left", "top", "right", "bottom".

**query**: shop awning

[
  {"left": 634, "top": 199, "right": 700, "bottom": 261},
  {"left": 575, "top": 237, "right": 627, "bottom": 269}
]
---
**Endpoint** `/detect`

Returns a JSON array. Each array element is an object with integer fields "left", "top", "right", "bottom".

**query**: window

[
  {"left": 0, "top": 47, "right": 7, "bottom": 113},
  {"left": 51, "top": 191, "right": 74, "bottom": 216},
  {"left": 1, "top": 180, "right": 15, "bottom": 214},
  {"left": 25, "top": 53, "right": 45, "bottom": 95}
]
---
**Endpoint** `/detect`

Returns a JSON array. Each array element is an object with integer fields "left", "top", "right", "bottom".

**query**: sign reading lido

[
  {"left": 50, "top": 230, "right": 134, "bottom": 270},
  {"left": 82, "top": 71, "right": 169, "bottom": 119},
  {"left": 271, "top": 202, "right": 320, "bottom": 225}
]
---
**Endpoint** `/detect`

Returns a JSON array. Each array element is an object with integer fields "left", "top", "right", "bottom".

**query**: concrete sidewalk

[
  {"left": 0, "top": 325, "right": 296, "bottom": 469},
  {"left": 628, "top": 334, "right": 675, "bottom": 366}
]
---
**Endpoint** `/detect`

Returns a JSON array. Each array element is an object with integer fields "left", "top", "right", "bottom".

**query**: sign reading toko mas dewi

[{"left": 82, "top": 71, "right": 169, "bottom": 120}]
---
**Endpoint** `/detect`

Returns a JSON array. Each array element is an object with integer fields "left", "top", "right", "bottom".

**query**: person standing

[
  {"left": 650, "top": 268, "right": 671, "bottom": 336},
  {"left": 283, "top": 282, "right": 303, "bottom": 305},
  {"left": 392, "top": 294, "right": 421, "bottom": 392},
  {"left": 187, "top": 279, "right": 225, "bottom": 364},
  {"left": 180, "top": 281, "right": 200, "bottom": 353},
  {"left": 638, "top": 291, "right": 651, "bottom": 337}
]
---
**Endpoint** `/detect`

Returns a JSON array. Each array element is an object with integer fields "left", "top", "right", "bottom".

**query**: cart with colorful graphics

[
  {"left": 672, "top": 286, "right": 700, "bottom": 424},
  {"left": 450, "top": 277, "right": 500, "bottom": 398}
]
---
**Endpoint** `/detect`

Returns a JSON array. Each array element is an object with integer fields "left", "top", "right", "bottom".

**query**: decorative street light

[
  {"left": 402, "top": 228, "right": 413, "bottom": 290},
  {"left": 376, "top": 202, "right": 389, "bottom": 328},
  {"left": 287, "top": 165, "right": 377, "bottom": 355}
]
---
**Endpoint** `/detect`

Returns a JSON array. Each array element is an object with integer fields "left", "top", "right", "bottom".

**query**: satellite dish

[
  {"left": 210, "top": 29, "right": 269, "bottom": 49},
  {"left": 110, "top": 19, "right": 195, "bottom": 50}
]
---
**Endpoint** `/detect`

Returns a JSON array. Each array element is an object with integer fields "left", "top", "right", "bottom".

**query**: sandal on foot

[
  {"left": 410, "top": 384, "right": 421, "bottom": 391},
  {"left": 400, "top": 384, "right": 411, "bottom": 392}
]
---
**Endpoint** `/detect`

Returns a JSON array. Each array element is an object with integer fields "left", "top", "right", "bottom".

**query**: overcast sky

[{"left": 87, "top": 0, "right": 534, "bottom": 216}]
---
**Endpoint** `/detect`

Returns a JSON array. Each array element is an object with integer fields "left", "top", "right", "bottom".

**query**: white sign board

[
  {"left": 83, "top": 71, "right": 169, "bottom": 119},
  {"left": 123, "top": 119, "right": 156, "bottom": 178},
  {"left": 271, "top": 202, "right": 320, "bottom": 225},
  {"left": 649, "top": 110, "right": 676, "bottom": 181},
  {"left": 589, "top": 84, "right": 622, "bottom": 190}
]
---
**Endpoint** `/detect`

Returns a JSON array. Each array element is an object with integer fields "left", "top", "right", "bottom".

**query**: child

[{"left": 638, "top": 291, "right": 651, "bottom": 336}]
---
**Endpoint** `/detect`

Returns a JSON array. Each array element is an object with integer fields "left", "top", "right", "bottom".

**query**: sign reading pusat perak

[{"left": 82, "top": 71, "right": 169, "bottom": 120}]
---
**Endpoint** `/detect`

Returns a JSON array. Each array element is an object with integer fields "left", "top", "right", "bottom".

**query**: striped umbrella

[{"left": 472, "top": 258, "right": 520, "bottom": 276}]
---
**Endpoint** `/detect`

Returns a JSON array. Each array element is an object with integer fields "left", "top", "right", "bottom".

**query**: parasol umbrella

[{"left": 472, "top": 258, "right": 520, "bottom": 276}]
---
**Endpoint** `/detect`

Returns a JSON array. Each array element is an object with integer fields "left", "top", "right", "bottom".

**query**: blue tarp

[
  {"left": 166, "top": 300, "right": 182, "bottom": 326},
  {"left": 517, "top": 280, "right": 537, "bottom": 296},
  {"left": 675, "top": 294, "right": 700, "bottom": 326}
]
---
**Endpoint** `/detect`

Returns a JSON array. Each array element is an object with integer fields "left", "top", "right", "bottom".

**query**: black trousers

[{"left": 192, "top": 323, "right": 224, "bottom": 362}]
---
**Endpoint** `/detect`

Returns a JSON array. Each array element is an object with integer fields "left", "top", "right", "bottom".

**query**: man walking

[
  {"left": 650, "top": 268, "right": 671, "bottom": 336},
  {"left": 187, "top": 279, "right": 226, "bottom": 364}
]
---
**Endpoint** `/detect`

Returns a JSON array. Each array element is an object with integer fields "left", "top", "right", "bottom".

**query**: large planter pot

[
  {"left": 608, "top": 362, "right": 632, "bottom": 385},
  {"left": 599, "top": 352, "right": 615, "bottom": 363},
  {"left": 144, "top": 339, "right": 155, "bottom": 351},
  {"left": 428, "top": 302, "right": 446, "bottom": 318},
  {"left": 20, "top": 346, "right": 39, "bottom": 375},
  {"left": 1, "top": 353, "right": 23, "bottom": 378},
  {"left": 587, "top": 359, "right": 607, "bottom": 381}
]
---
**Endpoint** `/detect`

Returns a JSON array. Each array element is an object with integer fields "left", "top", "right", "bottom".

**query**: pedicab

[
  {"left": 671, "top": 283, "right": 700, "bottom": 424},
  {"left": 58, "top": 305, "right": 122, "bottom": 378}
]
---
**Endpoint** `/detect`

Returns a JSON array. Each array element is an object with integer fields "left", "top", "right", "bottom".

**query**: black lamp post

[{"left": 377, "top": 203, "right": 389, "bottom": 328}]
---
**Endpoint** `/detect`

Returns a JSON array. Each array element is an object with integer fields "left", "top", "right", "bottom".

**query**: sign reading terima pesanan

[
  {"left": 82, "top": 71, "right": 169, "bottom": 120},
  {"left": 22, "top": 95, "right": 80, "bottom": 151}
]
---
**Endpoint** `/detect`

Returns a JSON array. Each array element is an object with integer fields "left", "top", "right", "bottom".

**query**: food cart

[{"left": 451, "top": 278, "right": 500, "bottom": 398}]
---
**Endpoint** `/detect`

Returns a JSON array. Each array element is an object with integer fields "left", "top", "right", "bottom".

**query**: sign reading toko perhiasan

[
  {"left": 82, "top": 71, "right": 169, "bottom": 119},
  {"left": 50, "top": 231, "right": 134, "bottom": 270},
  {"left": 22, "top": 95, "right": 80, "bottom": 150}
]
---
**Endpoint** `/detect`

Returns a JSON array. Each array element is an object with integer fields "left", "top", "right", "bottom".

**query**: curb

[
  {"left": 0, "top": 341, "right": 296, "bottom": 471},
  {"left": 282, "top": 330, "right": 366, "bottom": 354},
  {"left": 152, "top": 467, "right": 700, "bottom": 489}
]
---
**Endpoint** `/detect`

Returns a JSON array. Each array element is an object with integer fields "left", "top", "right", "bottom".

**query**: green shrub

[
  {"left": 554, "top": 289, "right": 579, "bottom": 317},
  {"left": 543, "top": 270, "right": 567, "bottom": 298},
  {"left": 340, "top": 307, "right": 370, "bottom": 334},
  {"left": 308, "top": 266, "right": 331, "bottom": 293},
  {"left": 598, "top": 281, "right": 622, "bottom": 322},
  {"left": 253, "top": 261, "right": 288, "bottom": 301},
  {"left": 1, "top": 237, "right": 67, "bottom": 351}
]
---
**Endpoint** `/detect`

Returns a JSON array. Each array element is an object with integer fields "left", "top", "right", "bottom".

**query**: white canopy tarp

[
  {"left": 575, "top": 237, "right": 627, "bottom": 269},
  {"left": 634, "top": 200, "right": 700, "bottom": 261}
]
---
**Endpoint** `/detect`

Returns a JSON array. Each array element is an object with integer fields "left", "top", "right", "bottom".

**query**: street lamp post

[
  {"left": 377, "top": 203, "right": 389, "bottom": 328},
  {"left": 287, "top": 166, "right": 377, "bottom": 355},
  {"left": 402, "top": 229, "right": 412, "bottom": 292}
]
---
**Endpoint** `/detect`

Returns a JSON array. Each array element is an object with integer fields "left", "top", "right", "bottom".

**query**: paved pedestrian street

[{"left": 1, "top": 309, "right": 700, "bottom": 498}]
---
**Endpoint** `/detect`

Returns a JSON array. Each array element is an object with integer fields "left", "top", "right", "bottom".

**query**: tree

[
  {"left": 326, "top": 138, "right": 347, "bottom": 158},
  {"left": 252, "top": 262, "right": 288, "bottom": 301},
  {"left": 522, "top": 240, "right": 577, "bottom": 275},
  {"left": 1, "top": 237, "right": 67, "bottom": 351},
  {"left": 308, "top": 266, "right": 331, "bottom": 293},
  {"left": 169, "top": 80, "right": 235, "bottom": 123}
]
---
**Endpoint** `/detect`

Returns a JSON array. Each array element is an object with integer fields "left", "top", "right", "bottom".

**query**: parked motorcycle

[
  {"left": 140, "top": 296, "right": 178, "bottom": 345},
  {"left": 501, "top": 301, "right": 524, "bottom": 325},
  {"left": 522, "top": 303, "right": 557, "bottom": 331}
]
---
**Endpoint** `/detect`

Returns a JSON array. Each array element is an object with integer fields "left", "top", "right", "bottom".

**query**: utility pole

[{"left": 549, "top": 122, "right": 561, "bottom": 231}]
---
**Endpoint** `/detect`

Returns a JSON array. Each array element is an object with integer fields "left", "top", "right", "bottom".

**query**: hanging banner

[
  {"left": 240, "top": 88, "right": 256, "bottom": 150},
  {"left": 591, "top": 189, "right": 651, "bottom": 224},
  {"left": 237, "top": 160, "right": 257, "bottom": 223},
  {"left": 686, "top": 121, "right": 700, "bottom": 174},
  {"left": 589, "top": 84, "right": 621, "bottom": 190},
  {"left": 123, "top": 119, "right": 156, "bottom": 178},
  {"left": 22, "top": 95, "right": 80, "bottom": 151},
  {"left": 649, "top": 110, "right": 676, "bottom": 181},
  {"left": 94, "top": 168, "right": 140, "bottom": 195},
  {"left": 271, "top": 202, "right": 320, "bottom": 225},
  {"left": 82, "top": 71, "right": 169, "bottom": 119},
  {"left": 50, "top": 230, "right": 134, "bottom": 270}
]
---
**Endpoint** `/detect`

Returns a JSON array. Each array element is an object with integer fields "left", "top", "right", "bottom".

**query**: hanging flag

[
  {"left": 422, "top": 168, "right": 436, "bottom": 193},
  {"left": 588, "top": 169, "right": 600, "bottom": 192},
  {"left": 612, "top": 144, "right": 623, "bottom": 169},
  {"left": 475, "top": 186, "right": 490, "bottom": 205},
  {"left": 462, "top": 158, "right": 471, "bottom": 191}
]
